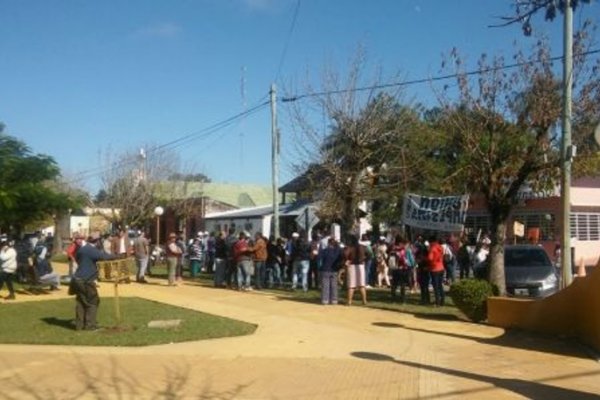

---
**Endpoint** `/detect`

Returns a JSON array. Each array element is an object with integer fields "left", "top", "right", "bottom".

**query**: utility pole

[
  {"left": 271, "top": 83, "right": 280, "bottom": 239},
  {"left": 560, "top": 1, "right": 573, "bottom": 288}
]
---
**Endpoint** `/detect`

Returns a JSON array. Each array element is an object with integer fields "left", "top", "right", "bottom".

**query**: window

[
  {"left": 512, "top": 213, "right": 555, "bottom": 241},
  {"left": 570, "top": 213, "right": 600, "bottom": 241},
  {"left": 464, "top": 215, "right": 491, "bottom": 238},
  {"left": 464, "top": 212, "right": 555, "bottom": 241}
]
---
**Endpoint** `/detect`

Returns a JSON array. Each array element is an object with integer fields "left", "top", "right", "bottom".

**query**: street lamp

[{"left": 154, "top": 206, "right": 164, "bottom": 247}]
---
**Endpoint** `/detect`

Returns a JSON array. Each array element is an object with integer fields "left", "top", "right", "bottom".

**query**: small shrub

[{"left": 449, "top": 279, "right": 496, "bottom": 322}]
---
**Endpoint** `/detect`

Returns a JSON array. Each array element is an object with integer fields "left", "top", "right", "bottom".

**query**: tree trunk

[
  {"left": 488, "top": 218, "right": 507, "bottom": 295},
  {"left": 52, "top": 213, "right": 70, "bottom": 256}
]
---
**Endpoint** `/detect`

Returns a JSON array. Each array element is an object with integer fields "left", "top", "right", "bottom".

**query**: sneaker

[{"left": 5, "top": 294, "right": 16, "bottom": 300}]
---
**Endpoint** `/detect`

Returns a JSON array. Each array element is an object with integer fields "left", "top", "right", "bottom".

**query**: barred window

[
  {"left": 512, "top": 213, "right": 555, "bottom": 241},
  {"left": 570, "top": 213, "right": 600, "bottom": 241},
  {"left": 464, "top": 215, "right": 491, "bottom": 238},
  {"left": 464, "top": 213, "right": 555, "bottom": 241}
]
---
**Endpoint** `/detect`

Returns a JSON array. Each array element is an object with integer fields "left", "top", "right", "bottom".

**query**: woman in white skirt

[{"left": 343, "top": 234, "right": 367, "bottom": 306}]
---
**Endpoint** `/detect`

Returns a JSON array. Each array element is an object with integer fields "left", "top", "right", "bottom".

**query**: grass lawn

[
  {"left": 262, "top": 285, "right": 463, "bottom": 320},
  {"left": 0, "top": 297, "right": 257, "bottom": 347}
]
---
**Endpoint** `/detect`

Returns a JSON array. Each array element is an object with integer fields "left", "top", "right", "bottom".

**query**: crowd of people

[
  {"left": 0, "top": 232, "right": 60, "bottom": 301},
  {"left": 156, "top": 227, "right": 494, "bottom": 308},
  {"left": 0, "top": 226, "right": 494, "bottom": 330}
]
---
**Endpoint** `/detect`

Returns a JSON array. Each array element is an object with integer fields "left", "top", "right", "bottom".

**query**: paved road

[{"left": 1, "top": 272, "right": 599, "bottom": 399}]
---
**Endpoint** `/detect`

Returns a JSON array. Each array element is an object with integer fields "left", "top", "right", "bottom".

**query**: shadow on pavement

[
  {"left": 351, "top": 351, "right": 600, "bottom": 399},
  {"left": 373, "top": 321, "right": 595, "bottom": 360},
  {"left": 272, "top": 294, "right": 322, "bottom": 305},
  {"left": 0, "top": 354, "right": 252, "bottom": 400}
]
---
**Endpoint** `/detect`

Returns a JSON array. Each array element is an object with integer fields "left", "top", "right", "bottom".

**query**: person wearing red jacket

[{"left": 427, "top": 235, "right": 445, "bottom": 307}]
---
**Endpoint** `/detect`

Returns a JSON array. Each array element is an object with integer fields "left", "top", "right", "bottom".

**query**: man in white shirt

[{"left": 0, "top": 238, "right": 18, "bottom": 300}]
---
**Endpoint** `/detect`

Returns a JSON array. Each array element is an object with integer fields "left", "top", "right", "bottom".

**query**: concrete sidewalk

[{"left": 1, "top": 272, "right": 599, "bottom": 399}]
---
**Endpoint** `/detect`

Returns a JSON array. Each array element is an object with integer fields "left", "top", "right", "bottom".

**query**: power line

[
  {"left": 274, "top": 0, "right": 301, "bottom": 84},
  {"left": 280, "top": 48, "right": 600, "bottom": 103},
  {"left": 69, "top": 99, "right": 270, "bottom": 184}
]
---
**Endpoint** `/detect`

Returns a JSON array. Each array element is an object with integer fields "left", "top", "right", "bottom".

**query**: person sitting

[
  {"left": 33, "top": 242, "right": 60, "bottom": 290},
  {"left": 34, "top": 256, "right": 60, "bottom": 290}
]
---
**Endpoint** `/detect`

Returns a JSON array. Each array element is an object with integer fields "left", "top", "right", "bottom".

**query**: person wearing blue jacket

[
  {"left": 319, "top": 237, "right": 342, "bottom": 305},
  {"left": 71, "top": 235, "right": 116, "bottom": 331}
]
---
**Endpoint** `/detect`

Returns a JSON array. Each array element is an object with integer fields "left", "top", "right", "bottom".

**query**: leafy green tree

[{"left": 0, "top": 125, "right": 82, "bottom": 234}]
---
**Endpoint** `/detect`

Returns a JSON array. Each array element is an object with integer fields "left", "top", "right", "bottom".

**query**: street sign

[
  {"left": 513, "top": 221, "right": 525, "bottom": 237},
  {"left": 295, "top": 206, "right": 319, "bottom": 231}
]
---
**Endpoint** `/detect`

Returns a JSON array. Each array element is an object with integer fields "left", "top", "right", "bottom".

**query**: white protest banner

[{"left": 402, "top": 193, "right": 470, "bottom": 232}]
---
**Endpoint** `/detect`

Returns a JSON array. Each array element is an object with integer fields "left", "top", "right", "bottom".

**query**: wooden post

[{"left": 114, "top": 279, "right": 121, "bottom": 326}]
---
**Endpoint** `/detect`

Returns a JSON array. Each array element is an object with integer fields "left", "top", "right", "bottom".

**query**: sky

[{"left": 1, "top": 0, "right": 598, "bottom": 195}]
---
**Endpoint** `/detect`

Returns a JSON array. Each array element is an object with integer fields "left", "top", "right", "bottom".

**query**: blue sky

[{"left": 1, "top": 0, "right": 598, "bottom": 194}]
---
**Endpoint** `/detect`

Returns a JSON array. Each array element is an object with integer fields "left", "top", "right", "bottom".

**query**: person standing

[
  {"left": 213, "top": 232, "right": 227, "bottom": 287},
  {"left": 427, "top": 235, "right": 445, "bottom": 307},
  {"left": 102, "top": 233, "right": 112, "bottom": 254},
  {"left": 390, "top": 237, "right": 411, "bottom": 303},
  {"left": 66, "top": 236, "right": 80, "bottom": 278},
  {"left": 0, "top": 238, "right": 18, "bottom": 300},
  {"left": 253, "top": 232, "right": 267, "bottom": 290},
  {"left": 308, "top": 233, "right": 321, "bottom": 290},
  {"left": 234, "top": 232, "right": 254, "bottom": 291},
  {"left": 375, "top": 237, "right": 390, "bottom": 288},
  {"left": 111, "top": 229, "right": 130, "bottom": 258},
  {"left": 319, "top": 237, "right": 342, "bottom": 305},
  {"left": 224, "top": 228, "right": 238, "bottom": 289},
  {"left": 188, "top": 236, "right": 203, "bottom": 278},
  {"left": 343, "top": 234, "right": 368, "bottom": 306},
  {"left": 205, "top": 231, "right": 216, "bottom": 274},
  {"left": 290, "top": 233, "right": 310, "bottom": 292},
  {"left": 456, "top": 239, "right": 473, "bottom": 279},
  {"left": 442, "top": 238, "right": 457, "bottom": 285},
  {"left": 360, "top": 234, "right": 374, "bottom": 288},
  {"left": 175, "top": 232, "right": 186, "bottom": 283},
  {"left": 133, "top": 231, "right": 150, "bottom": 283},
  {"left": 266, "top": 237, "right": 285, "bottom": 288},
  {"left": 71, "top": 236, "right": 115, "bottom": 330},
  {"left": 415, "top": 236, "right": 431, "bottom": 305},
  {"left": 165, "top": 233, "right": 182, "bottom": 286}
]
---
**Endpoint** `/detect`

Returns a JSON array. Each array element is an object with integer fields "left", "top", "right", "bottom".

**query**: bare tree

[
  {"left": 435, "top": 30, "right": 599, "bottom": 294},
  {"left": 285, "top": 50, "right": 438, "bottom": 234},
  {"left": 98, "top": 145, "right": 200, "bottom": 229}
]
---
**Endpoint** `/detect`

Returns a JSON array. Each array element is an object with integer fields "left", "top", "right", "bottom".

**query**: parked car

[
  {"left": 474, "top": 245, "right": 559, "bottom": 298},
  {"left": 504, "top": 245, "right": 559, "bottom": 298}
]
